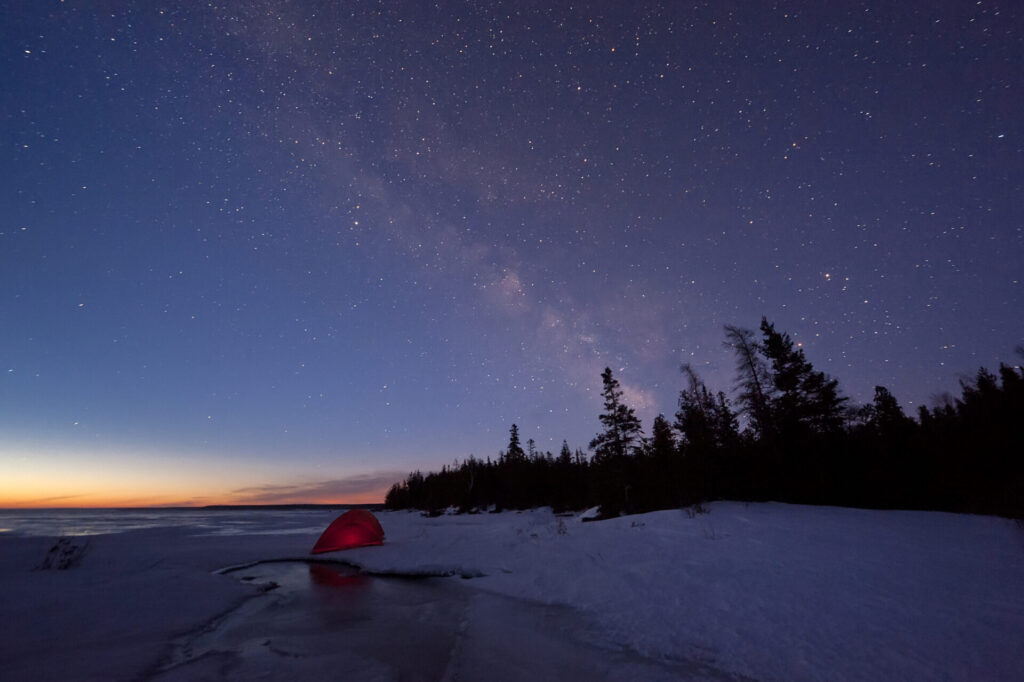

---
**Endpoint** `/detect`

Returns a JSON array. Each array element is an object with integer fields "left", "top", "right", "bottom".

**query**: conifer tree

[
  {"left": 675, "top": 364, "right": 739, "bottom": 451},
  {"left": 558, "top": 440, "right": 573, "bottom": 465},
  {"left": 589, "top": 367, "right": 644, "bottom": 461},
  {"left": 589, "top": 367, "right": 644, "bottom": 516},
  {"left": 870, "top": 386, "right": 913, "bottom": 437},
  {"left": 506, "top": 423, "right": 526, "bottom": 463},
  {"left": 758, "top": 318, "right": 847, "bottom": 435},
  {"left": 724, "top": 324, "right": 772, "bottom": 435},
  {"left": 648, "top": 414, "right": 676, "bottom": 460}
]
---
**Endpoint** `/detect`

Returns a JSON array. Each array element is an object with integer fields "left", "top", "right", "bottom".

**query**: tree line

[{"left": 385, "top": 318, "right": 1024, "bottom": 518}]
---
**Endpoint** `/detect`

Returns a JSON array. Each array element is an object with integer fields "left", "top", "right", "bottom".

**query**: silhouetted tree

[
  {"left": 383, "top": 325, "right": 1023, "bottom": 519},
  {"left": 589, "top": 367, "right": 644, "bottom": 515},
  {"left": 672, "top": 363, "right": 741, "bottom": 501},
  {"left": 869, "top": 386, "right": 914, "bottom": 439},
  {"left": 558, "top": 440, "right": 573, "bottom": 465},
  {"left": 505, "top": 423, "right": 526, "bottom": 463},
  {"left": 759, "top": 318, "right": 847, "bottom": 437},
  {"left": 635, "top": 413, "right": 683, "bottom": 509},
  {"left": 647, "top": 414, "right": 676, "bottom": 459},
  {"left": 589, "top": 367, "right": 644, "bottom": 461},
  {"left": 675, "top": 364, "right": 739, "bottom": 452},
  {"left": 724, "top": 324, "right": 772, "bottom": 436}
]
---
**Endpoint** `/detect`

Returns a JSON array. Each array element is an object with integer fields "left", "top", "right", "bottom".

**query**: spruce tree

[
  {"left": 589, "top": 367, "right": 644, "bottom": 462},
  {"left": 724, "top": 324, "right": 772, "bottom": 435},
  {"left": 870, "top": 386, "right": 912, "bottom": 437},
  {"left": 648, "top": 414, "right": 676, "bottom": 460},
  {"left": 558, "top": 440, "right": 573, "bottom": 465},
  {"left": 675, "top": 364, "right": 739, "bottom": 451},
  {"left": 758, "top": 318, "right": 847, "bottom": 435},
  {"left": 506, "top": 423, "right": 526, "bottom": 462},
  {"left": 589, "top": 367, "right": 644, "bottom": 516}
]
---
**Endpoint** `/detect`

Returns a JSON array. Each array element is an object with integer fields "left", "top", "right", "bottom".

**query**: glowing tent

[{"left": 312, "top": 509, "right": 385, "bottom": 554}]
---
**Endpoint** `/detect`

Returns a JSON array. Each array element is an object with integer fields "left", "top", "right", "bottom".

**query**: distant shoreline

[{"left": 199, "top": 503, "right": 387, "bottom": 511}]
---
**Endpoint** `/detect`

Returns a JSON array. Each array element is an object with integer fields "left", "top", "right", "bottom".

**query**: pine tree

[
  {"left": 648, "top": 414, "right": 676, "bottom": 460},
  {"left": 505, "top": 423, "right": 526, "bottom": 463},
  {"left": 558, "top": 440, "right": 573, "bottom": 465},
  {"left": 589, "top": 367, "right": 644, "bottom": 462},
  {"left": 724, "top": 324, "right": 772, "bottom": 435},
  {"left": 870, "top": 386, "right": 912, "bottom": 437},
  {"left": 589, "top": 367, "right": 644, "bottom": 516},
  {"left": 675, "top": 364, "right": 738, "bottom": 451},
  {"left": 713, "top": 390, "right": 741, "bottom": 448},
  {"left": 758, "top": 318, "right": 847, "bottom": 435}
]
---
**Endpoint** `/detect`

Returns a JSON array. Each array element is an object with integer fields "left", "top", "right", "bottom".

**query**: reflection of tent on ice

[{"left": 311, "top": 509, "right": 385, "bottom": 554}]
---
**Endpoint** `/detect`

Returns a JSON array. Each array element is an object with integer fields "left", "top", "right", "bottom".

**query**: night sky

[{"left": 2, "top": 1, "right": 1022, "bottom": 507}]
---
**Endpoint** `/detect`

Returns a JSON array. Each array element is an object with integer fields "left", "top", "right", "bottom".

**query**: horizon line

[{"left": 0, "top": 502, "right": 387, "bottom": 511}]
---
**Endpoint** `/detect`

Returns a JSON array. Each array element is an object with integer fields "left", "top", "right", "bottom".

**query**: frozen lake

[
  {"left": 2, "top": 504, "right": 1020, "bottom": 681},
  {"left": 0, "top": 507, "right": 334, "bottom": 538}
]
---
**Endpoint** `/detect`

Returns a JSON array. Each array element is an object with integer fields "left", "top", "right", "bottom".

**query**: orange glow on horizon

[
  {"left": 0, "top": 485, "right": 388, "bottom": 509},
  {"left": 0, "top": 497, "right": 388, "bottom": 509},
  {"left": 0, "top": 446, "right": 393, "bottom": 508}
]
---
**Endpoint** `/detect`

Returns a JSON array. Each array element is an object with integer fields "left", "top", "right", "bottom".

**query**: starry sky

[{"left": 2, "top": 1, "right": 1022, "bottom": 507}]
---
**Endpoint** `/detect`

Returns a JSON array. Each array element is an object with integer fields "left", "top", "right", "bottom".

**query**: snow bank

[
  {"left": 1, "top": 503, "right": 1021, "bottom": 681},
  {"left": 342, "top": 503, "right": 1024, "bottom": 681}
]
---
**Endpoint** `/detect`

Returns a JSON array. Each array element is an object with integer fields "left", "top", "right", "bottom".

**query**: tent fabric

[{"left": 311, "top": 509, "right": 385, "bottom": 554}]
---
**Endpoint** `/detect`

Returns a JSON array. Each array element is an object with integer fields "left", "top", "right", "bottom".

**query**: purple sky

[{"left": 2, "top": 1, "right": 1021, "bottom": 505}]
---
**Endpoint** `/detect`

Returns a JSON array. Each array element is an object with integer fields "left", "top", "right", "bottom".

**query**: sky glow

[{"left": 2, "top": 2, "right": 1022, "bottom": 506}]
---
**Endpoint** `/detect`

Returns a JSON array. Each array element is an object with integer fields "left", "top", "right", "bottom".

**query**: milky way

[{"left": 2, "top": 2, "right": 1022, "bottom": 503}]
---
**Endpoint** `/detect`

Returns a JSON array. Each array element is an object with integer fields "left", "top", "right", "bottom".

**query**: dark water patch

[
  {"left": 151, "top": 561, "right": 745, "bottom": 681},
  {"left": 217, "top": 556, "right": 483, "bottom": 579},
  {"left": 152, "top": 561, "right": 468, "bottom": 681}
]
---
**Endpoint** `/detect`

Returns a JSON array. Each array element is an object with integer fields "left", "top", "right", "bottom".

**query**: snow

[{"left": 1, "top": 503, "right": 1021, "bottom": 681}]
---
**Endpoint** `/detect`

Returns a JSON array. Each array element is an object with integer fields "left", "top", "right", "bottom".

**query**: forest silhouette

[{"left": 386, "top": 318, "right": 1024, "bottom": 519}]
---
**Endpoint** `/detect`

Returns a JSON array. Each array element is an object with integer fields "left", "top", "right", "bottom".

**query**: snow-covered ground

[{"left": 1, "top": 502, "right": 1021, "bottom": 681}]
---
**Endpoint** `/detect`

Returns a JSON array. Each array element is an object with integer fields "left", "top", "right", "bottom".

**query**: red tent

[{"left": 311, "top": 509, "right": 385, "bottom": 554}]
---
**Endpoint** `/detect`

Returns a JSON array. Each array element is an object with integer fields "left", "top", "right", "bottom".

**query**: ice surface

[{"left": 1, "top": 503, "right": 1021, "bottom": 681}]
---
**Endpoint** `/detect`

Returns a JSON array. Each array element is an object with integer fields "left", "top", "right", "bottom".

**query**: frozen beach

[{"left": 1, "top": 503, "right": 1022, "bottom": 681}]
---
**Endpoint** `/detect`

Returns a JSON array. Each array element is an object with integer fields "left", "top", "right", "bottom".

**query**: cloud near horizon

[
  {"left": 14, "top": 493, "right": 89, "bottom": 506},
  {"left": 229, "top": 471, "right": 407, "bottom": 504}
]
